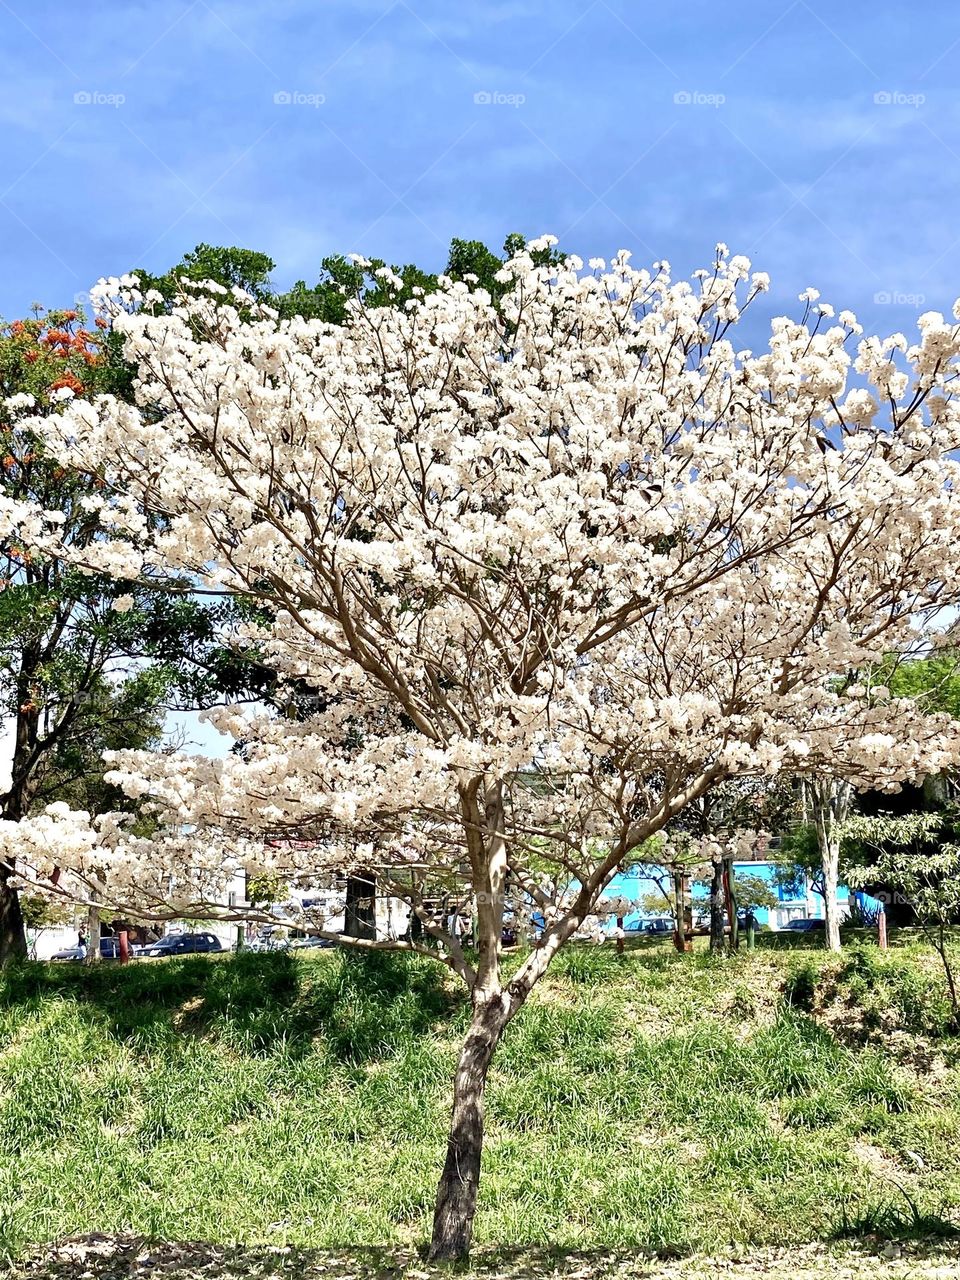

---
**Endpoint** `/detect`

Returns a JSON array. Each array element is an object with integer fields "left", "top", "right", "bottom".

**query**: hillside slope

[{"left": 0, "top": 943, "right": 957, "bottom": 1259}]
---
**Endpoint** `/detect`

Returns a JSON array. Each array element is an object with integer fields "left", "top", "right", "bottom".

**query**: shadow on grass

[
  {"left": 0, "top": 1236, "right": 728, "bottom": 1280},
  {"left": 0, "top": 949, "right": 463, "bottom": 1065},
  {"left": 11, "top": 1235, "right": 960, "bottom": 1280},
  {"left": 1, "top": 1236, "right": 649, "bottom": 1280}
]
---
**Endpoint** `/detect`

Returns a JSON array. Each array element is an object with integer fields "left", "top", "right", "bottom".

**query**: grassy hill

[{"left": 0, "top": 941, "right": 958, "bottom": 1264}]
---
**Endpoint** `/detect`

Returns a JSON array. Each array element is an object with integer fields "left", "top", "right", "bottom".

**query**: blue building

[{"left": 600, "top": 861, "right": 873, "bottom": 932}]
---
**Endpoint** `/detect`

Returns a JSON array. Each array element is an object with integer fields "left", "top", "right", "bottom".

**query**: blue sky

[
  {"left": 2, "top": 0, "right": 960, "bottom": 344},
  {"left": 3, "top": 0, "right": 960, "bottom": 754}
]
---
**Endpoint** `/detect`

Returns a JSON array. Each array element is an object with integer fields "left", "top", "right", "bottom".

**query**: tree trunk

[
  {"left": 811, "top": 777, "right": 851, "bottom": 955},
  {"left": 0, "top": 658, "right": 43, "bottom": 966},
  {"left": 725, "top": 857, "right": 740, "bottom": 952},
  {"left": 0, "top": 866, "right": 27, "bottom": 966},
  {"left": 931, "top": 923, "right": 960, "bottom": 1032},
  {"left": 0, "top": 780, "right": 31, "bottom": 965},
  {"left": 709, "top": 858, "right": 725, "bottom": 953},
  {"left": 429, "top": 775, "right": 514, "bottom": 1261},
  {"left": 672, "top": 868, "right": 691, "bottom": 951},
  {"left": 745, "top": 910, "right": 756, "bottom": 950},
  {"left": 429, "top": 997, "right": 508, "bottom": 1261},
  {"left": 85, "top": 899, "right": 101, "bottom": 965},
  {"left": 344, "top": 871, "right": 377, "bottom": 940},
  {"left": 821, "top": 835, "right": 842, "bottom": 953}
]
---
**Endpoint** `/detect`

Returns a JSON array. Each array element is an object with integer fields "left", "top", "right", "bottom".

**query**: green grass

[{"left": 0, "top": 943, "right": 958, "bottom": 1259}]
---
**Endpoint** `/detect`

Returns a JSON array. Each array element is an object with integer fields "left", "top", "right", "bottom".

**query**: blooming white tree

[{"left": 6, "top": 241, "right": 960, "bottom": 1257}]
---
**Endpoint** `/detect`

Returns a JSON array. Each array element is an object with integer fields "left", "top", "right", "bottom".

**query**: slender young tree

[
  {"left": 795, "top": 656, "right": 960, "bottom": 951},
  {"left": 8, "top": 243, "right": 960, "bottom": 1258},
  {"left": 804, "top": 776, "right": 853, "bottom": 951},
  {"left": 847, "top": 811, "right": 960, "bottom": 1028}
]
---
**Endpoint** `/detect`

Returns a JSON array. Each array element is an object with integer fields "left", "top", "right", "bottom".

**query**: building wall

[
  {"left": 601, "top": 861, "right": 872, "bottom": 931},
  {"left": 29, "top": 925, "right": 79, "bottom": 961}
]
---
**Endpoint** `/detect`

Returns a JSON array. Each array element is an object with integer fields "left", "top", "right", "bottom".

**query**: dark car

[
  {"left": 782, "top": 917, "right": 826, "bottom": 932},
  {"left": 136, "top": 932, "right": 224, "bottom": 958},
  {"left": 51, "top": 937, "right": 123, "bottom": 962}
]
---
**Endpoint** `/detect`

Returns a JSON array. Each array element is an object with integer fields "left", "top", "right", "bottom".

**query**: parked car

[
  {"left": 289, "top": 935, "right": 336, "bottom": 949},
  {"left": 51, "top": 937, "right": 123, "bottom": 962},
  {"left": 782, "top": 917, "right": 826, "bottom": 932},
  {"left": 247, "top": 927, "right": 293, "bottom": 952},
  {"left": 642, "top": 917, "right": 675, "bottom": 935},
  {"left": 136, "top": 932, "right": 224, "bottom": 958}
]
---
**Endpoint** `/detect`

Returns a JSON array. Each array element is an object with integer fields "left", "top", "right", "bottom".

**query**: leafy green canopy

[{"left": 133, "top": 234, "right": 566, "bottom": 323}]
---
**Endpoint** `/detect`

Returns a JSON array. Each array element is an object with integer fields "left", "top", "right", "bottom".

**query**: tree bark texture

[
  {"left": 85, "top": 900, "right": 101, "bottom": 965},
  {"left": 344, "top": 871, "right": 377, "bottom": 940},
  {"left": 0, "top": 866, "right": 27, "bottom": 966},
  {"left": 429, "top": 997, "right": 508, "bottom": 1261},
  {"left": 709, "top": 858, "right": 725, "bottom": 953}
]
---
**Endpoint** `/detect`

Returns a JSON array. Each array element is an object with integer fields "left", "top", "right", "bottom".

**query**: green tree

[
  {"left": 733, "top": 873, "right": 779, "bottom": 915},
  {"left": 846, "top": 810, "right": 960, "bottom": 1029},
  {"left": 789, "top": 655, "right": 960, "bottom": 954},
  {"left": 32, "top": 669, "right": 166, "bottom": 817},
  {"left": 133, "top": 244, "right": 277, "bottom": 304},
  {"left": 139, "top": 234, "right": 566, "bottom": 324},
  {"left": 874, "top": 651, "right": 960, "bottom": 719},
  {"left": 0, "top": 306, "right": 146, "bottom": 960},
  {"left": 0, "top": 307, "right": 274, "bottom": 962},
  {"left": 672, "top": 778, "right": 795, "bottom": 952}
]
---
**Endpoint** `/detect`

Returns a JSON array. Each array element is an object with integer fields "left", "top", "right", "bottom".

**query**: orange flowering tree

[
  {"left": 0, "top": 307, "right": 158, "bottom": 959},
  {"left": 0, "top": 303, "right": 311, "bottom": 962}
]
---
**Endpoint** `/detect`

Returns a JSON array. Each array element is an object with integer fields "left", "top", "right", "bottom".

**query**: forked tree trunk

[{"left": 429, "top": 996, "right": 509, "bottom": 1261}]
